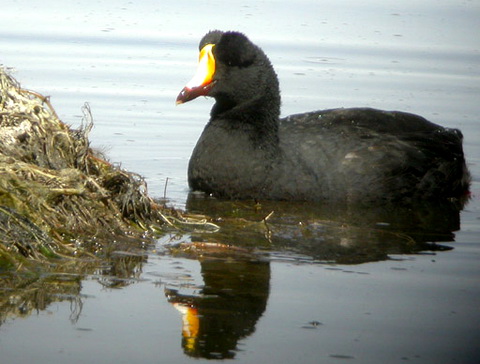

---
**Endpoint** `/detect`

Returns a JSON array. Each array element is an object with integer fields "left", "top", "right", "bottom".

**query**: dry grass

[{"left": 0, "top": 66, "right": 213, "bottom": 281}]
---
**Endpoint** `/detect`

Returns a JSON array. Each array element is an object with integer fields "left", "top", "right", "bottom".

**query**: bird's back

[{"left": 274, "top": 108, "right": 469, "bottom": 202}]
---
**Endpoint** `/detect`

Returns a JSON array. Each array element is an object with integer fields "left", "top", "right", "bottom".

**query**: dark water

[{"left": 1, "top": 1, "right": 480, "bottom": 363}]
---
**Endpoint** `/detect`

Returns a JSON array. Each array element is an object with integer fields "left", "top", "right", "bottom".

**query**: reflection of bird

[
  {"left": 177, "top": 31, "right": 470, "bottom": 203},
  {"left": 165, "top": 258, "right": 270, "bottom": 359},
  {"left": 170, "top": 303, "right": 199, "bottom": 354}
]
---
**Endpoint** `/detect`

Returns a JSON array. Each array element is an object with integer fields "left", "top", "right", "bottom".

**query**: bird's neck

[{"left": 210, "top": 88, "right": 281, "bottom": 147}]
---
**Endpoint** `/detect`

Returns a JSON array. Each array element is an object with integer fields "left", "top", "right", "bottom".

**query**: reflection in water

[
  {"left": 166, "top": 257, "right": 270, "bottom": 359},
  {"left": 0, "top": 193, "right": 466, "bottom": 361},
  {"left": 0, "top": 249, "right": 147, "bottom": 325},
  {"left": 186, "top": 192, "right": 465, "bottom": 264},
  {"left": 163, "top": 190, "right": 465, "bottom": 359},
  {"left": 0, "top": 273, "right": 84, "bottom": 325},
  {"left": 95, "top": 250, "right": 148, "bottom": 288},
  {"left": 160, "top": 192, "right": 465, "bottom": 359}
]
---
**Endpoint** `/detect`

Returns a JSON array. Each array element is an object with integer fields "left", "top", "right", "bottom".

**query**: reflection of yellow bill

[{"left": 173, "top": 303, "right": 200, "bottom": 352}]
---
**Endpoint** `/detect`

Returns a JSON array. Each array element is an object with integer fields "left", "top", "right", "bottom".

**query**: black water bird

[{"left": 176, "top": 30, "right": 470, "bottom": 203}]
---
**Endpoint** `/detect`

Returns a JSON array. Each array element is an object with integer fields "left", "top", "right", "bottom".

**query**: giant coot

[{"left": 176, "top": 30, "right": 470, "bottom": 203}]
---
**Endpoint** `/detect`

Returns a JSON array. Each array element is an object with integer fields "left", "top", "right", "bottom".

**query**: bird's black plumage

[{"left": 178, "top": 31, "right": 470, "bottom": 203}]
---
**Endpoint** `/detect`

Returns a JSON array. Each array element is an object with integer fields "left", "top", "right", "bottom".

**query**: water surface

[{"left": 1, "top": 1, "right": 479, "bottom": 363}]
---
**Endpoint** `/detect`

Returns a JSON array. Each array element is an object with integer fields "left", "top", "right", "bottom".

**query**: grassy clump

[{"left": 0, "top": 66, "right": 187, "bottom": 274}]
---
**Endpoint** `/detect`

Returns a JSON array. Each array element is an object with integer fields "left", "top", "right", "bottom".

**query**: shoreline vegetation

[{"left": 0, "top": 66, "right": 216, "bottom": 315}]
